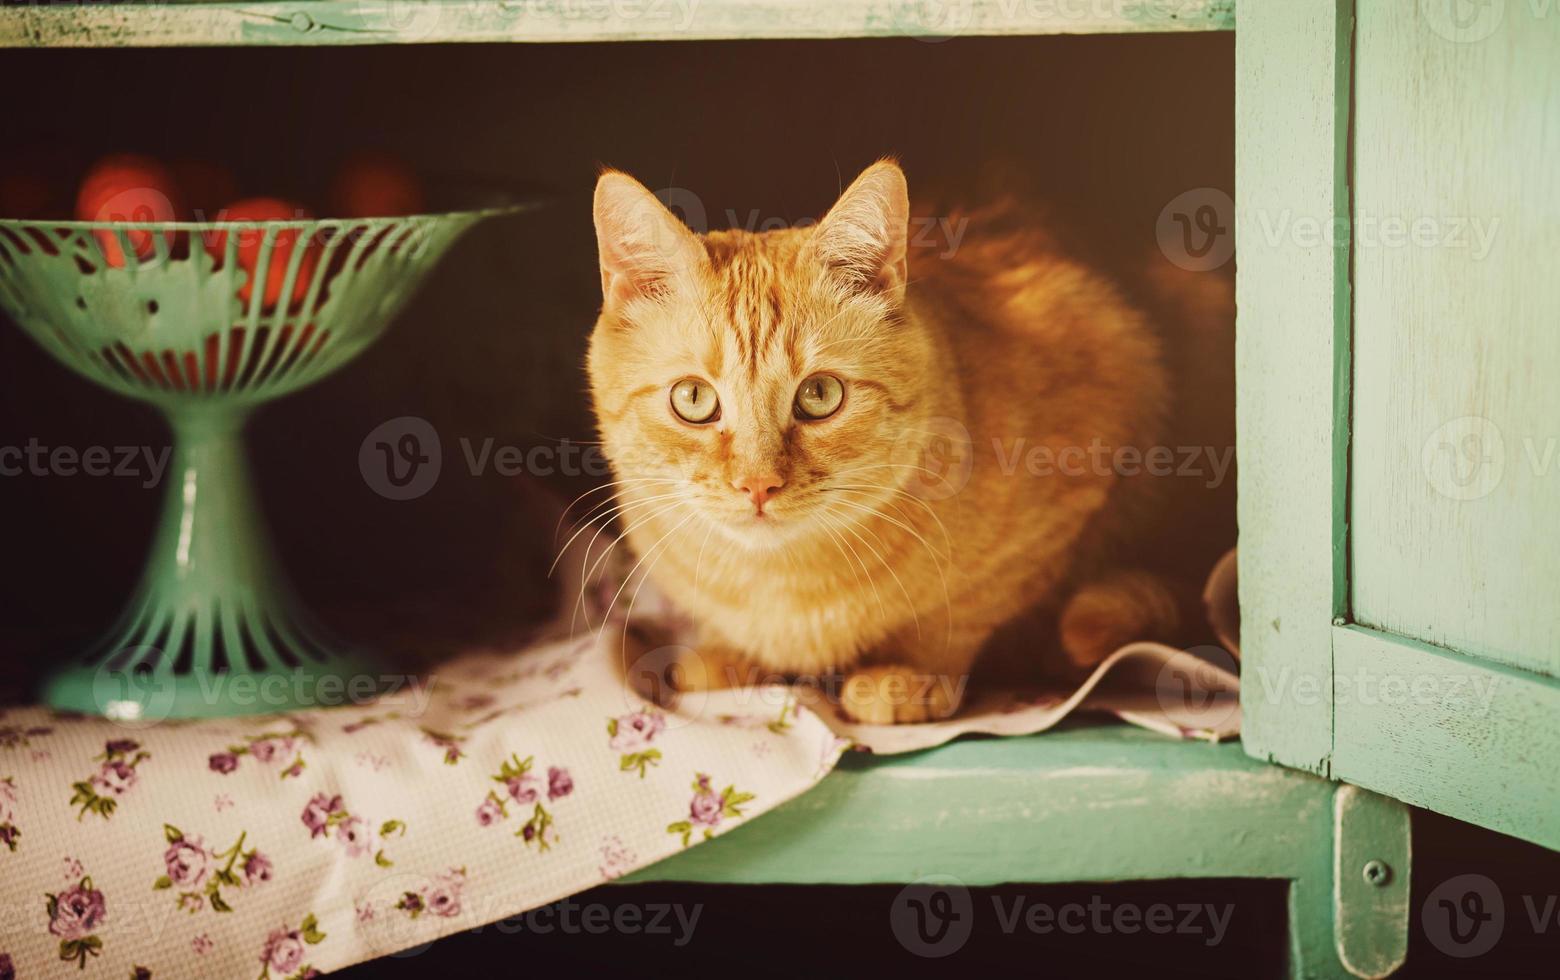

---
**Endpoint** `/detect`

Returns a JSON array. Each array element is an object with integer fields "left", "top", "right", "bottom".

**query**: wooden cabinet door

[{"left": 1238, "top": 0, "right": 1560, "bottom": 849}]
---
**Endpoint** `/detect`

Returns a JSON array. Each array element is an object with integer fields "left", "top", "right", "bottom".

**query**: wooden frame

[
  {"left": 1234, "top": 0, "right": 1353, "bottom": 779},
  {"left": 4, "top": 1, "right": 1437, "bottom": 972},
  {"left": 1237, "top": 0, "right": 1560, "bottom": 852},
  {"left": 0, "top": 0, "right": 1233, "bottom": 48},
  {"left": 1333, "top": 626, "right": 1560, "bottom": 849},
  {"left": 635, "top": 727, "right": 1411, "bottom": 979}
]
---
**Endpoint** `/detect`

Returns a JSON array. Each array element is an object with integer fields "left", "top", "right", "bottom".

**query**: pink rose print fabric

[
  {"left": 299, "top": 793, "right": 406, "bottom": 866},
  {"left": 0, "top": 632, "right": 849, "bottom": 977},
  {"left": 666, "top": 774, "right": 755, "bottom": 847},
  {"left": 258, "top": 914, "right": 325, "bottom": 980},
  {"left": 208, "top": 726, "right": 312, "bottom": 780},
  {"left": 46, "top": 872, "right": 107, "bottom": 968},
  {"left": 70, "top": 739, "right": 149, "bottom": 820},
  {"left": 608, "top": 708, "right": 666, "bottom": 778},
  {"left": 154, "top": 824, "right": 273, "bottom": 913}
]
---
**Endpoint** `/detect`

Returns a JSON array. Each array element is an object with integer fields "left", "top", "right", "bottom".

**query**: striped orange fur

[{"left": 586, "top": 161, "right": 1177, "bottom": 723}]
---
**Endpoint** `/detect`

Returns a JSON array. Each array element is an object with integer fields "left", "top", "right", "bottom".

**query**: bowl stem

[{"left": 43, "top": 404, "right": 378, "bottom": 720}]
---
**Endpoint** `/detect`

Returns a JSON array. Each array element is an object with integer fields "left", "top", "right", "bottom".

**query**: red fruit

[
  {"left": 205, "top": 198, "right": 319, "bottom": 311},
  {"left": 75, "top": 154, "right": 182, "bottom": 267},
  {"left": 329, "top": 152, "right": 426, "bottom": 218}
]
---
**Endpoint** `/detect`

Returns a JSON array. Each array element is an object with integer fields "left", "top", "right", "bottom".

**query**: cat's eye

[
  {"left": 670, "top": 378, "right": 720, "bottom": 424},
  {"left": 794, "top": 374, "right": 845, "bottom": 420}
]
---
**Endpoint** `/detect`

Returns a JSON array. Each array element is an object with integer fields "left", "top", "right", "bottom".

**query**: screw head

[{"left": 1363, "top": 860, "right": 1392, "bottom": 886}]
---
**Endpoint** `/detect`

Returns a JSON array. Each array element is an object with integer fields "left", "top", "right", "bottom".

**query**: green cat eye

[
  {"left": 795, "top": 374, "right": 845, "bottom": 420},
  {"left": 670, "top": 378, "right": 720, "bottom": 424}
]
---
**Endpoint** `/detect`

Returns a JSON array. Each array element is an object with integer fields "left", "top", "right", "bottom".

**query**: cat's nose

[{"left": 732, "top": 472, "right": 784, "bottom": 511}]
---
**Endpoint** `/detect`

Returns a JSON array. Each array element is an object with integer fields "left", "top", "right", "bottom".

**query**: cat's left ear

[
  {"left": 593, "top": 170, "right": 708, "bottom": 309},
  {"left": 811, "top": 160, "right": 910, "bottom": 303}
]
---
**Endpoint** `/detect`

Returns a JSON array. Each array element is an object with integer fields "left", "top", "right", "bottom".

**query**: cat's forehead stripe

[{"left": 704, "top": 233, "right": 795, "bottom": 381}]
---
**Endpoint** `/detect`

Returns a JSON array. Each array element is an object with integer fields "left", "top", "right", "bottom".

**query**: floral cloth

[
  {"left": 0, "top": 631, "right": 847, "bottom": 978},
  {"left": 0, "top": 549, "right": 1241, "bottom": 977}
]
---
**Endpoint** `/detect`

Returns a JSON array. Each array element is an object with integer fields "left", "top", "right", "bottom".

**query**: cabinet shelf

[{"left": 0, "top": 0, "right": 1233, "bottom": 48}]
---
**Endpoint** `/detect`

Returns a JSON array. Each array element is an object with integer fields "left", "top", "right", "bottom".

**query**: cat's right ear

[{"left": 592, "top": 171, "right": 707, "bottom": 309}]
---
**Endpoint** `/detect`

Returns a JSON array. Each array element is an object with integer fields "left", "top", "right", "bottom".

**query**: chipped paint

[{"left": 0, "top": 0, "right": 1234, "bottom": 48}]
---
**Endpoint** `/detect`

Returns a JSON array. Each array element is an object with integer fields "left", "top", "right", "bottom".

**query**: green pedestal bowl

[{"left": 0, "top": 207, "right": 511, "bottom": 719}]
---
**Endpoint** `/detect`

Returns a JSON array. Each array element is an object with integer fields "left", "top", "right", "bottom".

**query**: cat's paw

[
  {"left": 839, "top": 666, "right": 960, "bottom": 725},
  {"left": 1059, "top": 571, "right": 1181, "bottom": 670}
]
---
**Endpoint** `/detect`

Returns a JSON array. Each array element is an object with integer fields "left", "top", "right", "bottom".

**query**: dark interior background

[
  {"left": 4, "top": 33, "right": 1555, "bottom": 978},
  {"left": 0, "top": 33, "right": 1237, "bottom": 669}
]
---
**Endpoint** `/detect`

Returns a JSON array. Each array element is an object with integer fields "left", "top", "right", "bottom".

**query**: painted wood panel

[
  {"left": 1352, "top": 0, "right": 1560, "bottom": 679},
  {"left": 1332, "top": 625, "right": 1560, "bottom": 851},
  {"left": 633, "top": 726, "right": 1412, "bottom": 979},
  {"left": 0, "top": 0, "right": 1233, "bottom": 48},
  {"left": 1235, "top": 0, "right": 1353, "bottom": 776},
  {"left": 632, "top": 726, "right": 1334, "bottom": 886}
]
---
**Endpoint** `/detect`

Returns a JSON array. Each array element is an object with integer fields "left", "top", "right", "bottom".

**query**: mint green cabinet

[
  {"left": 1239, "top": 0, "right": 1560, "bottom": 852},
  {"left": 8, "top": 0, "right": 1554, "bottom": 973}
]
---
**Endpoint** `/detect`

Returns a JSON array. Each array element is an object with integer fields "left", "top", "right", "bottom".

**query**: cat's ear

[
  {"left": 593, "top": 170, "right": 707, "bottom": 308},
  {"left": 811, "top": 160, "right": 910, "bottom": 303}
]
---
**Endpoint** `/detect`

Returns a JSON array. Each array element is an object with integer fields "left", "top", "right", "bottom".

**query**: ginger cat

[{"left": 586, "top": 160, "right": 1178, "bottom": 723}]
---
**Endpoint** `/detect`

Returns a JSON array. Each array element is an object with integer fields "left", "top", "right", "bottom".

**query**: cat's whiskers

[
  {"left": 559, "top": 479, "right": 683, "bottom": 546},
  {"left": 599, "top": 501, "right": 697, "bottom": 649},
  {"left": 819, "top": 485, "right": 925, "bottom": 539},
  {"left": 577, "top": 496, "right": 691, "bottom": 606},
  {"left": 549, "top": 487, "right": 685, "bottom": 579},
  {"left": 572, "top": 497, "right": 692, "bottom": 634},
  {"left": 823, "top": 501, "right": 923, "bottom": 641},
  {"left": 824, "top": 462, "right": 958, "bottom": 549},
  {"left": 822, "top": 480, "right": 954, "bottom": 559},
  {"left": 813, "top": 508, "right": 884, "bottom": 620},
  {"left": 690, "top": 516, "right": 718, "bottom": 615},
  {"left": 554, "top": 477, "right": 680, "bottom": 544},
  {"left": 824, "top": 490, "right": 952, "bottom": 565},
  {"left": 619, "top": 508, "right": 709, "bottom": 674},
  {"left": 564, "top": 499, "right": 649, "bottom": 636},
  {"left": 564, "top": 494, "right": 688, "bottom": 633},
  {"left": 824, "top": 492, "right": 955, "bottom": 648}
]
